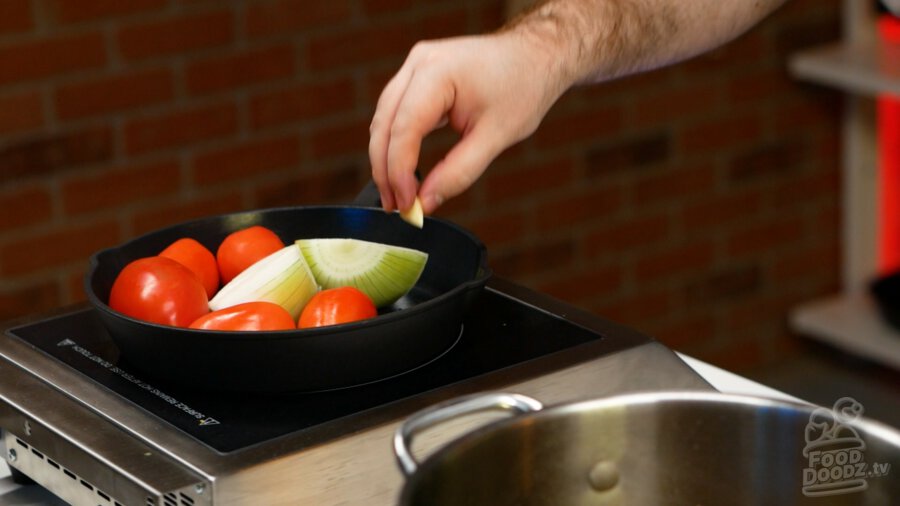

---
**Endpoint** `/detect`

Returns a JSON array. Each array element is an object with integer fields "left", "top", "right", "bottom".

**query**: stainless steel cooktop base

[{"left": 0, "top": 281, "right": 712, "bottom": 505}]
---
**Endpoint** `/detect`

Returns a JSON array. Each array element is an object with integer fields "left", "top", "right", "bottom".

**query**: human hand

[{"left": 369, "top": 31, "right": 569, "bottom": 215}]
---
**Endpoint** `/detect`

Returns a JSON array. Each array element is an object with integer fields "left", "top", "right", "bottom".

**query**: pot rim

[{"left": 396, "top": 390, "right": 900, "bottom": 480}]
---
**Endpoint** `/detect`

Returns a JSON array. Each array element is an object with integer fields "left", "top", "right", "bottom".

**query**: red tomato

[
  {"left": 159, "top": 237, "right": 219, "bottom": 299},
  {"left": 298, "top": 287, "right": 377, "bottom": 328},
  {"left": 109, "top": 256, "right": 209, "bottom": 327},
  {"left": 189, "top": 301, "right": 295, "bottom": 331},
  {"left": 217, "top": 226, "right": 284, "bottom": 284}
]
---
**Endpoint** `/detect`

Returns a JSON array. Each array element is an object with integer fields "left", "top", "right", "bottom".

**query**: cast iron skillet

[{"left": 85, "top": 186, "right": 490, "bottom": 393}]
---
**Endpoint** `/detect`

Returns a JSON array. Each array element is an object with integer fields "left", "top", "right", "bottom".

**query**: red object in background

[
  {"left": 878, "top": 15, "right": 900, "bottom": 274},
  {"left": 879, "top": 97, "right": 900, "bottom": 273}
]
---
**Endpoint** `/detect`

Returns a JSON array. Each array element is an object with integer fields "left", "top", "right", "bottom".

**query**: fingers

[
  {"left": 385, "top": 67, "right": 455, "bottom": 212},
  {"left": 371, "top": 37, "right": 515, "bottom": 215},
  {"left": 419, "top": 121, "right": 504, "bottom": 214},
  {"left": 369, "top": 66, "right": 414, "bottom": 212}
]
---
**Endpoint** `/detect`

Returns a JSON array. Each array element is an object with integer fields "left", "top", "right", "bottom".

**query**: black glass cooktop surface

[{"left": 7, "top": 285, "right": 647, "bottom": 453}]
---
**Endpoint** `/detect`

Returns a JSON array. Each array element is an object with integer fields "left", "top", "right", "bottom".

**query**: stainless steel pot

[{"left": 394, "top": 392, "right": 900, "bottom": 505}]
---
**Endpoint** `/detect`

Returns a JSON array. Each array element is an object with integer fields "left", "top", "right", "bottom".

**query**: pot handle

[{"left": 393, "top": 392, "right": 543, "bottom": 477}]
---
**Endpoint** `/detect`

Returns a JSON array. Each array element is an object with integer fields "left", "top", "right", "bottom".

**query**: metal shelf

[
  {"left": 790, "top": 40, "right": 900, "bottom": 97},
  {"left": 786, "top": 3, "right": 900, "bottom": 370},
  {"left": 790, "top": 292, "right": 900, "bottom": 370}
]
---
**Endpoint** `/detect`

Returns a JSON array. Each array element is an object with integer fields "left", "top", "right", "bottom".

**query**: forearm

[{"left": 506, "top": 0, "right": 787, "bottom": 87}]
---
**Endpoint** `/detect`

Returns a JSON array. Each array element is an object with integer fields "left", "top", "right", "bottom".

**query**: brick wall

[{"left": 0, "top": 0, "right": 842, "bottom": 372}]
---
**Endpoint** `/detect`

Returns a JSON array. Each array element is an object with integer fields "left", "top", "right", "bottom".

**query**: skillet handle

[
  {"left": 393, "top": 393, "right": 543, "bottom": 477},
  {"left": 352, "top": 180, "right": 382, "bottom": 207},
  {"left": 352, "top": 172, "right": 422, "bottom": 207}
]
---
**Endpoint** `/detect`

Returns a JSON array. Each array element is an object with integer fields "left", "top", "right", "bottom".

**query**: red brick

[
  {"left": 811, "top": 203, "right": 840, "bottom": 238},
  {"left": 583, "top": 213, "right": 671, "bottom": 257},
  {"left": 536, "top": 186, "right": 625, "bottom": 232},
  {"left": 588, "top": 67, "right": 675, "bottom": 97},
  {"left": 534, "top": 106, "right": 624, "bottom": 148},
  {"left": 680, "top": 31, "right": 766, "bottom": 75},
  {"left": 774, "top": 13, "right": 840, "bottom": 55},
  {"left": 493, "top": 238, "right": 577, "bottom": 279},
  {"left": 635, "top": 83, "right": 721, "bottom": 126},
  {"left": 486, "top": 158, "right": 574, "bottom": 203},
  {"left": 249, "top": 78, "right": 355, "bottom": 129},
  {"left": 186, "top": 44, "right": 295, "bottom": 96},
  {"left": 772, "top": 168, "right": 839, "bottom": 209},
  {"left": 429, "top": 187, "right": 474, "bottom": 217},
  {"left": 67, "top": 269, "right": 89, "bottom": 304},
  {"left": 686, "top": 263, "right": 761, "bottom": 303},
  {"left": 475, "top": 2, "right": 504, "bottom": 31},
  {"left": 307, "top": 20, "right": 418, "bottom": 70},
  {"left": 700, "top": 338, "right": 763, "bottom": 373},
  {"left": 420, "top": 8, "right": 468, "bottom": 39},
  {"left": 124, "top": 102, "right": 239, "bottom": 155},
  {"left": 366, "top": 67, "right": 397, "bottom": 104},
  {"left": 55, "top": 67, "right": 175, "bottom": 120},
  {"left": 728, "top": 67, "right": 795, "bottom": 103},
  {"left": 465, "top": 210, "right": 527, "bottom": 248},
  {"left": 727, "top": 218, "right": 805, "bottom": 256},
  {"left": 254, "top": 165, "right": 364, "bottom": 208},
  {"left": 0, "top": 90, "right": 43, "bottom": 135},
  {"left": 646, "top": 315, "right": 716, "bottom": 350},
  {"left": 633, "top": 163, "right": 716, "bottom": 204},
  {"left": 584, "top": 132, "right": 671, "bottom": 177},
  {"left": 0, "top": 221, "right": 121, "bottom": 276},
  {"left": 728, "top": 140, "right": 806, "bottom": 182},
  {"left": 309, "top": 118, "right": 369, "bottom": 159},
  {"left": 681, "top": 190, "right": 762, "bottom": 231},
  {"left": 594, "top": 287, "right": 674, "bottom": 326},
  {"left": 0, "top": 32, "right": 106, "bottom": 85},
  {"left": 771, "top": 242, "right": 839, "bottom": 285},
  {"left": 773, "top": 328, "right": 815, "bottom": 360},
  {"left": 0, "top": 126, "right": 113, "bottom": 183},
  {"left": 362, "top": 0, "right": 416, "bottom": 16},
  {"left": 132, "top": 192, "right": 244, "bottom": 235},
  {"left": 0, "top": 0, "right": 33, "bottom": 34},
  {"left": 62, "top": 160, "right": 181, "bottom": 214},
  {"left": 417, "top": 129, "right": 462, "bottom": 173},
  {"left": 679, "top": 113, "right": 763, "bottom": 154},
  {"left": 724, "top": 294, "right": 796, "bottom": 332},
  {"left": 537, "top": 265, "right": 623, "bottom": 304},
  {"left": 782, "top": 0, "right": 840, "bottom": 16},
  {"left": 192, "top": 136, "right": 302, "bottom": 185},
  {"left": 118, "top": 9, "right": 234, "bottom": 62},
  {"left": 774, "top": 95, "right": 840, "bottom": 133},
  {"left": 635, "top": 241, "right": 716, "bottom": 283},
  {"left": 0, "top": 185, "right": 53, "bottom": 232},
  {"left": 0, "top": 281, "right": 60, "bottom": 321},
  {"left": 246, "top": 0, "right": 351, "bottom": 39},
  {"left": 49, "top": 0, "right": 166, "bottom": 25},
  {"left": 811, "top": 128, "right": 840, "bottom": 162}
]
